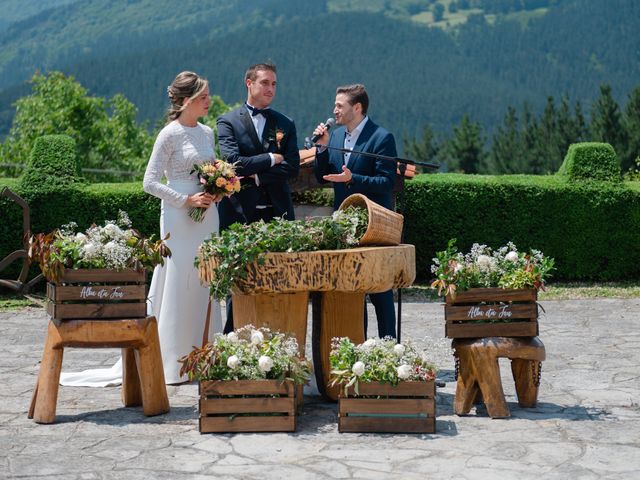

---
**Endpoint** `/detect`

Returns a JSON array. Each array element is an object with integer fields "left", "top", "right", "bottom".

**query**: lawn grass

[{"left": 401, "top": 281, "right": 640, "bottom": 302}]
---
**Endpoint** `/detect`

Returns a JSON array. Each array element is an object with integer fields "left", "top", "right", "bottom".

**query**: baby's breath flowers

[
  {"left": 431, "top": 239, "right": 555, "bottom": 298},
  {"left": 29, "top": 211, "right": 171, "bottom": 282},
  {"left": 330, "top": 337, "right": 437, "bottom": 395},
  {"left": 178, "top": 325, "right": 311, "bottom": 384}
]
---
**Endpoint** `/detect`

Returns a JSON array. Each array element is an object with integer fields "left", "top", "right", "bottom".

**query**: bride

[{"left": 60, "top": 71, "right": 222, "bottom": 386}]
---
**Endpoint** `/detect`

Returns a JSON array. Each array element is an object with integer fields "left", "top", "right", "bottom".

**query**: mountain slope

[{"left": 0, "top": 0, "right": 638, "bottom": 147}]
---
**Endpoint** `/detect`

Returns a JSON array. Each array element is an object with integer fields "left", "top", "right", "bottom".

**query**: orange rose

[{"left": 215, "top": 177, "right": 227, "bottom": 187}]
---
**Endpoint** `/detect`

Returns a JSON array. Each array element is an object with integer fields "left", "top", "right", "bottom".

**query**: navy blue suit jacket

[
  {"left": 314, "top": 118, "right": 396, "bottom": 210},
  {"left": 217, "top": 106, "right": 299, "bottom": 230}
]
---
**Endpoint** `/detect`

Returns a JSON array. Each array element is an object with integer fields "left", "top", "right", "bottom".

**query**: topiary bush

[
  {"left": 19, "top": 135, "right": 82, "bottom": 194},
  {"left": 557, "top": 142, "right": 621, "bottom": 182},
  {"left": 404, "top": 174, "right": 640, "bottom": 281}
]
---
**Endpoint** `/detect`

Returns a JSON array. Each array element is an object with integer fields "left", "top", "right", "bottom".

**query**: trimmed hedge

[
  {"left": 19, "top": 135, "right": 82, "bottom": 193},
  {"left": 2, "top": 174, "right": 640, "bottom": 283},
  {"left": 404, "top": 174, "right": 640, "bottom": 281},
  {"left": 0, "top": 181, "right": 160, "bottom": 281},
  {"left": 557, "top": 142, "right": 621, "bottom": 182}
]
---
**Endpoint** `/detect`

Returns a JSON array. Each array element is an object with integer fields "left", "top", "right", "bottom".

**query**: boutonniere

[{"left": 267, "top": 127, "right": 285, "bottom": 151}]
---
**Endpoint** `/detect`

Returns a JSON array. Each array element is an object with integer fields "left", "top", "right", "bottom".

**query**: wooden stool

[
  {"left": 28, "top": 316, "right": 169, "bottom": 424},
  {"left": 452, "top": 337, "right": 545, "bottom": 418}
]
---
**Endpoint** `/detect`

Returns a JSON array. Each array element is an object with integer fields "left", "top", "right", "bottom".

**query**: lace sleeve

[{"left": 143, "top": 128, "right": 189, "bottom": 208}]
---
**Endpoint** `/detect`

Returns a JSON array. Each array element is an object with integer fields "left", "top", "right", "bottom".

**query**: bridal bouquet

[
  {"left": 178, "top": 325, "right": 312, "bottom": 384},
  {"left": 330, "top": 337, "right": 437, "bottom": 394},
  {"left": 29, "top": 210, "right": 171, "bottom": 283},
  {"left": 189, "top": 159, "right": 240, "bottom": 222}
]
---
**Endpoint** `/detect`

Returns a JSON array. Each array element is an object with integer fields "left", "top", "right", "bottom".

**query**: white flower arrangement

[
  {"left": 29, "top": 210, "right": 170, "bottom": 282},
  {"left": 431, "top": 239, "right": 555, "bottom": 298},
  {"left": 330, "top": 337, "right": 437, "bottom": 394},
  {"left": 179, "top": 325, "right": 312, "bottom": 385}
]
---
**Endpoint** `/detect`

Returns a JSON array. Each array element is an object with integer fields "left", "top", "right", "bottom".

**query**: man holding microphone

[{"left": 313, "top": 83, "right": 398, "bottom": 338}]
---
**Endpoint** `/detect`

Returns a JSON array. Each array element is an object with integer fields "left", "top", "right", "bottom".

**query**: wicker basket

[{"left": 338, "top": 194, "right": 403, "bottom": 246}]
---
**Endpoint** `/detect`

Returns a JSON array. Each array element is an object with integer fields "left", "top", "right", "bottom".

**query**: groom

[
  {"left": 312, "top": 83, "right": 397, "bottom": 338},
  {"left": 217, "top": 61, "right": 300, "bottom": 333}
]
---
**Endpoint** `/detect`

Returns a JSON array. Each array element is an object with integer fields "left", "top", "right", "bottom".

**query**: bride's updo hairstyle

[{"left": 166, "top": 71, "right": 208, "bottom": 122}]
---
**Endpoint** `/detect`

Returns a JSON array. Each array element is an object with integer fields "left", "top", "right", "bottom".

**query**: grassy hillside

[{"left": 0, "top": 0, "right": 637, "bottom": 147}]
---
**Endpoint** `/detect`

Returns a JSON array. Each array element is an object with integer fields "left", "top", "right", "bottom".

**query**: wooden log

[
  {"left": 511, "top": 358, "right": 541, "bottom": 408},
  {"left": 198, "top": 245, "right": 416, "bottom": 295},
  {"left": 314, "top": 291, "right": 365, "bottom": 401},
  {"left": 121, "top": 347, "right": 142, "bottom": 407},
  {"left": 135, "top": 318, "right": 169, "bottom": 416},
  {"left": 232, "top": 292, "right": 309, "bottom": 356},
  {"left": 32, "top": 322, "right": 64, "bottom": 424},
  {"left": 452, "top": 337, "right": 545, "bottom": 419}
]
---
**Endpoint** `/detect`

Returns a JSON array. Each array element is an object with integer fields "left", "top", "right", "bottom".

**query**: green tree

[
  {"left": 0, "top": 71, "right": 153, "bottom": 181},
  {"left": 622, "top": 85, "right": 640, "bottom": 172},
  {"left": 449, "top": 114, "right": 485, "bottom": 174},
  {"left": 521, "top": 102, "right": 544, "bottom": 174},
  {"left": 535, "top": 96, "right": 564, "bottom": 173},
  {"left": 403, "top": 124, "right": 440, "bottom": 173},
  {"left": 487, "top": 106, "right": 522, "bottom": 173},
  {"left": 589, "top": 84, "right": 626, "bottom": 164},
  {"left": 432, "top": 3, "right": 445, "bottom": 21}
]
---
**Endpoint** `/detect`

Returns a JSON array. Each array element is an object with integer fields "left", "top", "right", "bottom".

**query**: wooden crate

[
  {"left": 338, "top": 381, "right": 436, "bottom": 433},
  {"left": 445, "top": 288, "right": 538, "bottom": 339},
  {"left": 46, "top": 268, "right": 147, "bottom": 321},
  {"left": 199, "top": 379, "right": 296, "bottom": 433}
]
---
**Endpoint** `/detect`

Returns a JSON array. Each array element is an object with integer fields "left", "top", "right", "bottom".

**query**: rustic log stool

[
  {"left": 452, "top": 336, "right": 545, "bottom": 418},
  {"left": 28, "top": 316, "right": 169, "bottom": 424}
]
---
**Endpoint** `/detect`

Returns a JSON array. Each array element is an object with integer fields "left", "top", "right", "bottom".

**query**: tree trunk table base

[
  {"left": 28, "top": 316, "right": 169, "bottom": 424},
  {"left": 452, "top": 337, "right": 545, "bottom": 419}
]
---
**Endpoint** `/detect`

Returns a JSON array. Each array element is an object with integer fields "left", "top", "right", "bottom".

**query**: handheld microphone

[{"left": 309, "top": 117, "right": 336, "bottom": 145}]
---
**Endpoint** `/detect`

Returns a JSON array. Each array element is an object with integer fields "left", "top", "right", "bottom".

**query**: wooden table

[{"left": 200, "top": 245, "right": 415, "bottom": 401}]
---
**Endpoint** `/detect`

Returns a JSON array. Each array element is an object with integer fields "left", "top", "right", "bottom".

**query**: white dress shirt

[
  {"left": 245, "top": 103, "right": 275, "bottom": 204},
  {"left": 343, "top": 116, "right": 369, "bottom": 167}
]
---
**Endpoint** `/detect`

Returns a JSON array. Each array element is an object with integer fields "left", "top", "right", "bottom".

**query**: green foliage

[
  {"left": 590, "top": 85, "right": 627, "bottom": 166},
  {"left": 19, "top": 134, "right": 80, "bottom": 194},
  {"left": 0, "top": 72, "right": 152, "bottom": 181},
  {"left": 441, "top": 114, "right": 485, "bottom": 173},
  {"left": 404, "top": 174, "right": 640, "bottom": 281},
  {"left": 557, "top": 142, "right": 621, "bottom": 182},
  {"left": 430, "top": 239, "right": 554, "bottom": 297},
  {"left": 198, "top": 207, "right": 369, "bottom": 298},
  {"left": 403, "top": 124, "right": 440, "bottom": 173},
  {"left": 1, "top": 0, "right": 637, "bottom": 160},
  {"left": 178, "top": 325, "right": 312, "bottom": 384},
  {"left": 329, "top": 337, "right": 437, "bottom": 392},
  {"left": 622, "top": 86, "right": 640, "bottom": 172}
]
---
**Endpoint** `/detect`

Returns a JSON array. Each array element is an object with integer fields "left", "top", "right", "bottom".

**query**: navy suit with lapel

[
  {"left": 314, "top": 118, "right": 396, "bottom": 210},
  {"left": 217, "top": 106, "right": 300, "bottom": 230},
  {"left": 314, "top": 117, "right": 398, "bottom": 338}
]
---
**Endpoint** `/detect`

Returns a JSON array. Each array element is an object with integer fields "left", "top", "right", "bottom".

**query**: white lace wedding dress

[{"left": 60, "top": 120, "right": 222, "bottom": 386}]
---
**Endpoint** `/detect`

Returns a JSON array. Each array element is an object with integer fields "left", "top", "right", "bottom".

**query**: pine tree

[
  {"left": 522, "top": 102, "right": 544, "bottom": 174},
  {"left": 536, "top": 96, "right": 565, "bottom": 173},
  {"left": 622, "top": 85, "right": 640, "bottom": 171},
  {"left": 403, "top": 124, "right": 439, "bottom": 173},
  {"left": 450, "top": 114, "right": 485, "bottom": 174},
  {"left": 590, "top": 84, "right": 627, "bottom": 162},
  {"left": 488, "top": 106, "right": 522, "bottom": 173}
]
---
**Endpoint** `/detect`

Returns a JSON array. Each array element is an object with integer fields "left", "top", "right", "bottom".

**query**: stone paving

[{"left": 1, "top": 298, "right": 639, "bottom": 479}]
